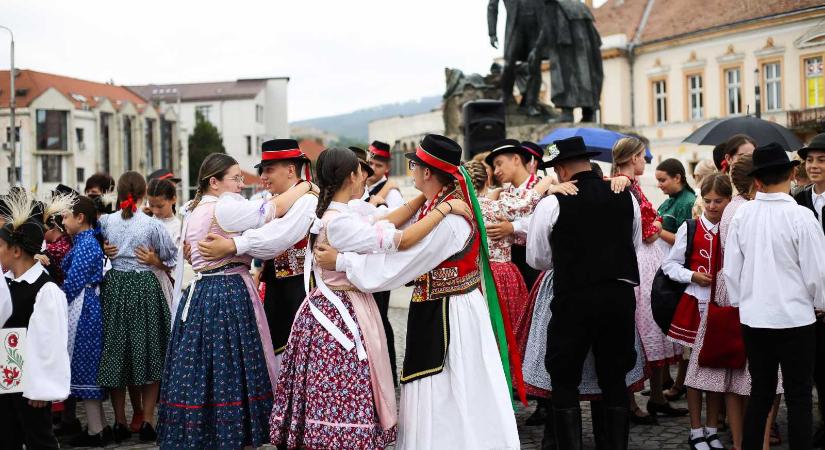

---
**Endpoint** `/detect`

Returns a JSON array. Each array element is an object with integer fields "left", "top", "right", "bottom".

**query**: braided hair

[
  {"left": 116, "top": 171, "right": 146, "bottom": 219},
  {"left": 464, "top": 160, "right": 488, "bottom": 192},
  {"left": 314, "top": 147, "right": 360, "bottom": 219},
  {"left": 188, "top": 153, "right": 238, "bottom": 212}
]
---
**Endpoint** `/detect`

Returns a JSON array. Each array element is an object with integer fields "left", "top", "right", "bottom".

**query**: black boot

[
  {"left": 604, "top": 406, "right": 630, "bottom": 450},
  {"left": 552, "top": 407, "right": 583, "bottom": 450},
  {"left": 541, "top": 403, "right": 556, "bottom": 450},
  {"left": 591, "top": 400, "right": 607, "bottom": 450},
  {"left": 581, "top": 107, "right": 596, "bottom": 123},
  {"left": 527, "top": 398, "right": 550, "bottom": 426}
]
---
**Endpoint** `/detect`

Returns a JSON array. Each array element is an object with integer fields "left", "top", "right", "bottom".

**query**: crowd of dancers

[{"left": 0, "top": 130, "right": 824, "bottom": 450}]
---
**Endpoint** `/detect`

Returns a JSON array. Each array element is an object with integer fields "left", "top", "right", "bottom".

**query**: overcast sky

[{"left": 1, "top": 0, "right": 604, "bottom": 121}]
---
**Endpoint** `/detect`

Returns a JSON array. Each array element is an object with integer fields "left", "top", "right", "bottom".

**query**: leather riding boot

[
  {"left": 604, "top": 406, "right": 631, "bottom": 450},
  {"left": 552, "top": 407, "right": 583, "bottom": 450},
  {"left": 590, "top": 400, "right": 607, "bottom": 450},
  {"left": 541, "top": 402, "right": 556, "bottom": 450},
  {"left": 556, "top": 107, "right": 575, "bottom": 123},
  {"left": 581, "top": 107, "right": 596, "bottom": 122}
]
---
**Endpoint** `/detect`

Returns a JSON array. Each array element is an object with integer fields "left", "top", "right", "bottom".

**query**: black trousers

[
  {"left": 372, "top": 290, "right": 397, "bottom": 385},
  {"left": 264, "top": 275, "right": 306, "bottom": 354},
  {"left": 814, "top": 321, "right": 825, "bottom": 425},
  {"left": 742, "top": 323, "right": 816, "bottom": 450},
  {"left": 546, "top": 281, "right": 636, "bottom": 409},
  {"left": 0, "top": 393, "right": 58, "bottom": 449}
]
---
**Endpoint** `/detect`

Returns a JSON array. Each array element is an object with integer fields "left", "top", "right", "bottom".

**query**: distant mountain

[{"left": 291, "top": 95, "right": 442, "bottom": 141}]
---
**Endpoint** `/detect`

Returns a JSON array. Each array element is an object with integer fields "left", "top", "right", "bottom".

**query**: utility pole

[{"left": 0, "top": 26, "right": 16, "bottom": 186}]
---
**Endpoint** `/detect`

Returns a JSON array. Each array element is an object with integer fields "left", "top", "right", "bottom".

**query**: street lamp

[{"left": 0, "top": 25, "right": 16, "bottom": 186}]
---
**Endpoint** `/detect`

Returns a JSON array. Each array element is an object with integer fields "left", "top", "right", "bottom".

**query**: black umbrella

[{"left": 682, "top": 115, "right": 803, "bottom": 151}]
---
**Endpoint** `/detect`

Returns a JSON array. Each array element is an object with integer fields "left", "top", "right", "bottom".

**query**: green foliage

[{"left": 188, "top": 112, "right": 226, "bottom": 190}]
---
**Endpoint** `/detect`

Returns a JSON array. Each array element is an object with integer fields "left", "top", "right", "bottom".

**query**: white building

[
  {"left": 129, "top": 78, "right": 289, "bottom": 175},
  {"left": 368, "top": 109, "right": 444, "bottom": 177},
  {"left": 0, "top": 69, "right": 182, "bottom": 194}
]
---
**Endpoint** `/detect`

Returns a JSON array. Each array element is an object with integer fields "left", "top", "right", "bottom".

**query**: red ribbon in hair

[
  {"left": 120, "top": 194, "right": 137, "bottom": 212},
  {"left": 721, "top": 159, "right": 729, "bottom": 174}
]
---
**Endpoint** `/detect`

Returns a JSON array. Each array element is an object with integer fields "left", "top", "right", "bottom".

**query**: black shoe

[
  {"left": 101, "top": 425, "right": 113, "bottom": 445},
  {"left": 541, "top": 419, "right": 556, "bottom": 450},
  {"left": 526, "top": 404, "right": 549, "bottom": 426},
  {"left": 69, "top": 428, "right": 106, "bottom": 448},
  {"left": 629, "top": 407, "right": 658, "bottom": 425},
  {"left": 640, "top": 388, "right": 652, "bottom": 396},
  {"left": 664, "top": 385, "right": 687, "bottom": 401},
  {"left": 139, "top": 422, "right": 158, "bottom": 442},
  {"left": 814, "top": 426, "right": 825, "bottom": 448},
  {"left": 54, "top": 417, "right": 82, "bottom": 436},
  {"left": 705, "top": 433, "right": 727, "bottom": 449},
  {"left": 689, "top": 435, "right": 708, "bottom": 450},
  {"left": 552, "top": 407, "right": 583, "bottom": 450},
  {"left": 591, "top": 401, "right": 606, "bottom": 450},
  {"left": 647, "top": 399, "right": 688, "bottom": 417},
  {"left": 112, "top": 422, "right": 132, "bottom": 443}
]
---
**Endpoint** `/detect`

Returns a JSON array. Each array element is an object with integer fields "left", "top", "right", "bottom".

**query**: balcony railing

[{"left": 787, "top": 106, "right": 825, "bottom": 130}]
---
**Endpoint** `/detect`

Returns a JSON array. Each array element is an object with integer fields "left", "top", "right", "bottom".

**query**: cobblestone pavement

[{"left": 63, "top": 304, "right": 801, "bottom": 449}]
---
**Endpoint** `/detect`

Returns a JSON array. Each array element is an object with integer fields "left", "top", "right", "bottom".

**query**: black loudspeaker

[{"left": 462, "top": 100, "right": 505, "bottom": 160}]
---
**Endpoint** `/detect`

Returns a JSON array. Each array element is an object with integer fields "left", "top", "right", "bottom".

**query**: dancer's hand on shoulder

[
  {"left": 548, "top": 181, "right": 578, "bottom": 196},
  {"left": 443, "top": 199, "right": 472, "bottom": 221},
  {"left": 609, "top": 176, "right": 631, "bottom": 193},
  {"left": 314, "top": 243, "right": 339, "bottom": 271},
  {"left": 198, "top": 233, "right": 236, "bottom": 261},
  {"left": 34, "top": 254, "right": 50, "bottom": 267}
]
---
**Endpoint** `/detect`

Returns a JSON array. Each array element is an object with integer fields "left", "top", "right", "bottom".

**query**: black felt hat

[
  {"left": 521, "top": 141, "right": 544, "bottom": 161},
  {"left": 349, "top": 146, "right": 375, "bottom": 177},
  {"left": 255, "top": 139, "right": 309, "bottom": 169},
  {"left": 749, "top": 142, "right": 800, "bottom": 176},
  {"left": 538, "top": 136, "right": 600, "bottom": 169},
  {"left": 147, "top": 168, "right": 182, "bottom": 184},
  {"left": 484, "top": 139, "right": 534, "bottom": 167},
  {"left": 405, "top": 134, "right": 462, "bottom": 175},
  {"left": 798, "top": 133, "right": 825, "bottom": 159},
  {"left": 369, "top": 141, "right": 392, "bottom": 161}
]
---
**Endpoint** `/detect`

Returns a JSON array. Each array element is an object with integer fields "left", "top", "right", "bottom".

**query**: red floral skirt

[
  {"left": 490, "top": 262, "right": 531, "bottom": 355},
  {"left": 667, "top": 293, "right": 701, "bottom": 347}
]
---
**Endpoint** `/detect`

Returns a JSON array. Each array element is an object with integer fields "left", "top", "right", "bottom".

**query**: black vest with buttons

[
  {"left": 3, "top": 270, "right": 53, "bottom": 329},
  {"left": 550, "top": 170, "right": 640, "bottom": 297}
]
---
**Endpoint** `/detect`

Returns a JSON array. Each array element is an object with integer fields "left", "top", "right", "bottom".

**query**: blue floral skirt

[{"left": 157, "top": 265, "right": 273, "bottom": 450}]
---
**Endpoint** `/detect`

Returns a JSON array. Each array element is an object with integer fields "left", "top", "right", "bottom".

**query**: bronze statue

[
  {"left": 529, "top": 0, "right": 604, "bottom": 123},
  {"left": 487, "top": 0, "right": 545, "bottom": 116}
]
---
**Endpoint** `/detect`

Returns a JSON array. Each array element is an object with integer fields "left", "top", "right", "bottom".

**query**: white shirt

[
  {"left": 232, "top": 194, "right": 318, "bottom": 260},
  {"left": 724, "top": 192, "right": 825, "bottom": 328},
  {"left": 336, "top": 213, "right": 472, "bottom": 293},
  {"left": 1, "top": 262, "right": 70, "bottom": 401},
  {"left": 526, "top": 193, "right": 642, "bottom": 271},
  {"left": 362, "top": 176, "right": 405, "bottom": 211},
  {"left": 813, "top": 186, "right": 825, "bottom": 226},
  {"left": 662, "top": 213, "right": 718, "bottom": 306},
  {"left": 158, "top": 215, "right": 182, "bottom": 249}
]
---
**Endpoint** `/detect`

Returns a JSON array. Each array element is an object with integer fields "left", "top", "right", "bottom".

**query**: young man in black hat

[
  {"left": 794, "top": 133, "right": 825, "bottom": 446},
  {"left": 725, "top": 142, "right": 825, "bottom": 450},
  {"left": 485, "top": 139, "right": 544, "bottom": 290},
  {"left": 527, "top": 136, "right": 641, "bottom": 449},
  {"left": 363, "top": 141, "right": 405, "bottom": 210},
  {"left": 317, "top": 134, "right": 520, "bottom": 449},
  {"left": 198, "top": 138, "right": 318, "bottom": 371},
  {"left": 349, "top": 145, "right": 400, "bottom": 386}
]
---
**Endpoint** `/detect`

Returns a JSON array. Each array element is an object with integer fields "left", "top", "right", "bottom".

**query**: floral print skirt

[
  {"left": 270, "top": 289, "right": 396, "bottom": 450},
  {"left": 158, "top": 266, "right": 273, "bottom": 449}
]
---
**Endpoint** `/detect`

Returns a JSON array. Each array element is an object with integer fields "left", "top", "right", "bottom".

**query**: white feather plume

[
  {"left": 41, "top": 191, "right": 78, "bottom": 224},
  {"left": 1, "top": 189, "right": 36, "bottom": 230},
  {"left": 101, "top": 191, "right": 118, "bottom": 208}
]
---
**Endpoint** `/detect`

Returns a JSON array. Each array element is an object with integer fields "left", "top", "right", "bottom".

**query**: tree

[{"left": 188, "top": 112, "right": 226, "bottom": 195}]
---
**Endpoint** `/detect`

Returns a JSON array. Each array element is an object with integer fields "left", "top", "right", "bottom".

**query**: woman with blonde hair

[{"left": 612, "top": 137, "right": 687, "bottom": 420}]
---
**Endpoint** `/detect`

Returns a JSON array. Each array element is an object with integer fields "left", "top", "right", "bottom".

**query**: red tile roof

[
  {"left": 593, "top": 0, "right": 825, "bottom": 44},
  {"left": 0, "top": 69, "right": 149, "bottom": 111}
]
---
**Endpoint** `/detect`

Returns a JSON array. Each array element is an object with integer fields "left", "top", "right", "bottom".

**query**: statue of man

[
  {"left": 488, "top": 0, "right": 545, "bottom": 115},
  {"left": 529, "top": 0, "right": 604, "bottom": 123}
]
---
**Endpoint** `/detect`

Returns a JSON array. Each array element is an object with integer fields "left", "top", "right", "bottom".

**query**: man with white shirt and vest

[
  {"left": 726, "top": 142, "right": 825, "bottom": 450},
  {"left": 794, "top": 133, "right": 825, "bottom": 447},
  {"left": 198, "top": 139, "right": 318, "bottom": 370},
  {"left": 527, "top": 136, "right": 641, "bottom": 449}
]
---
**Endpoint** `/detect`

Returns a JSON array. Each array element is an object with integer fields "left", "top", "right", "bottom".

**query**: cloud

[{"left": 0, "top": 0, "right": 509, "bottom": 120}]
